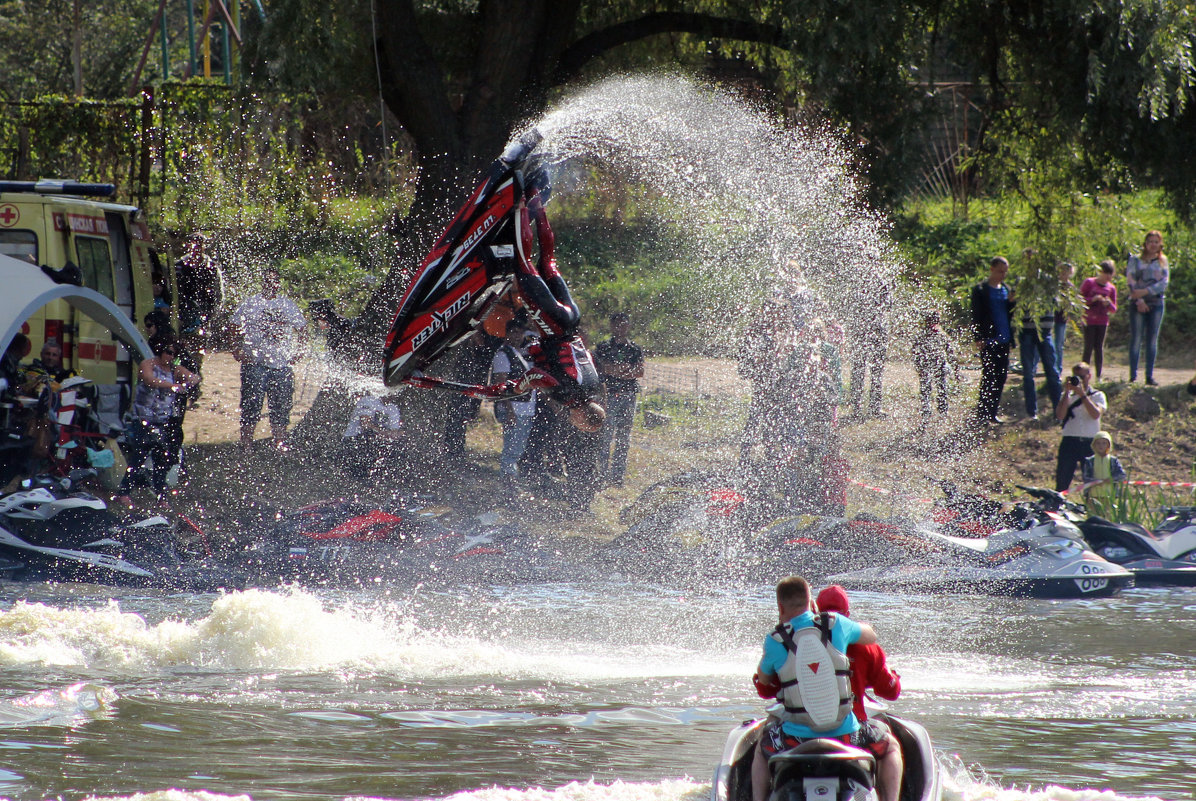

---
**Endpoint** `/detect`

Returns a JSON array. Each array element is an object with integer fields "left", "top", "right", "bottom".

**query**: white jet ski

[
  {"left": 712, "top": 712, "right": 942, "bottom": 801},
  {"left": 825, "top": 508, "right": 1133, "bottom": 598}
]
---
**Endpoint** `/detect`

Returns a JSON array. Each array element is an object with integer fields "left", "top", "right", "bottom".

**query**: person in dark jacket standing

[
  {"left": 594, "top": 313, "right": 644, "bottom": 487},
  {"left": 970, "top": 257, "right": 1015, "bottom": 424}
]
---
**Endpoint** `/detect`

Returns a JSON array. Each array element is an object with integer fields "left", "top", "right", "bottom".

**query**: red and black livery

[{"left": 382, "top": 129, "right": 598, "bottom": 407}]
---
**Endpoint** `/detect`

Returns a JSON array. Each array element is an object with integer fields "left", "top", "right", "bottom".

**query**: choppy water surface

[{"left": 0, "top": 580, "right": 1190, "bottom": 801}]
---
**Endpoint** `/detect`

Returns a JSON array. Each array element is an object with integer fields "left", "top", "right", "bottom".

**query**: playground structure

[{"left": 130, "top": 0, "right": 268, "bottom": 93}]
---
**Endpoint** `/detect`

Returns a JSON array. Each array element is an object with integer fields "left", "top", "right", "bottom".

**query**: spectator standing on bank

[
  {"left": 144, "top": 310, "right": 201, "bottom": 478},
  {"left": 739, "top": 300, "right": 787, "bottom": 462},
  {"left": 594, "top": 312, "right": 644, "bottom": 487},
  {"left": 1018, "top": 308, "right": 1063, "bottom": 422},
  {"left": 911, "top": 311, "right": 958, "bottom": 429},
  {"left": 1054, "top": 362, "right": 1106, "bottom": 493},
  {"left": 113, "top": 334, "right": 200, "bottom": 507},
  {"left": 151, "top": 270, "right": 172, "bottom": 310},
  {"left": 1053, "top": 262, "right": 1076, "bottom": 376},
  {"left": 443, "top": 330, "right": 493, "bottom": 461},
  {"left": 970, "top": 257, "right": 1015, "bottom": 424},
  {"left": 1081, "top": 431, "right": 1127, "bottom": 505},
  {"left": 1080, "top": 261, "right": 1118, "bottom": 379},
  {"left": 847, "top": 287, "right": 890, "bottom": 419},
  {"left": 230, "top": 267, "right": 308, "bottom": 450},
  {"left": 175, "top": 234, "right": 223, "bottom": 377},
  {"left": 1126, "top": 230, "right": 1169, "bottom": 385},
  {"left": 491, "top": 321, "right": 537, "bottom": 489}
]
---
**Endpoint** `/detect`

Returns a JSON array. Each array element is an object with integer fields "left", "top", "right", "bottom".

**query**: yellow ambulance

[{"left": 0, "top": 180, "right": 173, "bottom": 386}]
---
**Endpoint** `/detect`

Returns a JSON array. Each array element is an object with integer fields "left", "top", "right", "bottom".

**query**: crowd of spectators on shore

[
  {"left": 967, "top": 230, "right": 1174, "bottom": 497},
  {"left": 1, "top": 227, "right": 1179, "bottom": 514}
]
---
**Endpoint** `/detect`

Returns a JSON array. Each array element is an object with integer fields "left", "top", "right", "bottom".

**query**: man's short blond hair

[{"left": 776, "top": 576, "right": 811, "bottom": 610}]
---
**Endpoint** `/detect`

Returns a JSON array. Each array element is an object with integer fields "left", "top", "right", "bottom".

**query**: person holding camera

[
  {"left": 1054, "top": 362, "right": 1106, "bottom": 493},
  {"left": 340, "top": 392, "right": 406, "bottom": 481}
]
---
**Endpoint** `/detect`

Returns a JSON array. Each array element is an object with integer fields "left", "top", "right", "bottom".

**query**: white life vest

[{"left": 769, "top": 612, "right": 854, "bottom": 732}]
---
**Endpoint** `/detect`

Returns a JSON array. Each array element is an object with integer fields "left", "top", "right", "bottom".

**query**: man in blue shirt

[
  {"left": 970, "top": 256, "right": 1015, "bottom": 424},
  {"left": 750, "top": 576, "right": 879, "bottom": 801}
]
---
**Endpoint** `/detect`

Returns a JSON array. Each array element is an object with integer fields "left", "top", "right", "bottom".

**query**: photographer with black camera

[
  {"left": 341, "top": 391, "right": 408, "bottom": 481},
  {"left": 1053, "top": 361, "right": 1106, "bottom": 492}
]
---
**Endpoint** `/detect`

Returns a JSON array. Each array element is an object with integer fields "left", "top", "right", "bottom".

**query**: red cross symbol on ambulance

[{"left": 0, "top": 204, "right": 19, "bottom": 227}]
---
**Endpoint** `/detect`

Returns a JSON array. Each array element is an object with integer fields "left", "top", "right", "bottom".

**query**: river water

[{"left": 0, "top": 577, "right": 1190, "bottom": 801}]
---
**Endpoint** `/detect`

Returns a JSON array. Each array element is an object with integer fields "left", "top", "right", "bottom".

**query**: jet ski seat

[{"left": 769, "top": 738, "right": 874, "bottom": 789}]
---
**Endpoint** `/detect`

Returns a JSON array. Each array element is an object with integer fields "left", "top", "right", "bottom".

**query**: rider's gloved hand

[{"left": 753, "top": 671, "right": 782, "bottom": 699}]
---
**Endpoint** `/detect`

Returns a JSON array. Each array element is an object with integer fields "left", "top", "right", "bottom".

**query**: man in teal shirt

[{"left": 750, "top": 576, "right": 879, "bottom": 801}]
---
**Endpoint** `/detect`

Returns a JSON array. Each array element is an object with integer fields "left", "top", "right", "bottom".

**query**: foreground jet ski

[
  {"left": 0, "top": 474, "right": 235, "bottom": 590},
  {"left": 712, "top": 712, "right": 942, "bottom": 801},
  {"left": 826, "top": 493, "right": 1133, "bottom": 598}
]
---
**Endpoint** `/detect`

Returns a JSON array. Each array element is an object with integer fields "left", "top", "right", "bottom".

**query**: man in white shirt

[
  {"left": 231, "top": 268, "right": 308, "bottom": 450},
  {"left": 491, "top": 320, "right": 537, "bottom": 486},
  {"left": 1054, "top": 361, "right": 1106, "bottom": 492}
]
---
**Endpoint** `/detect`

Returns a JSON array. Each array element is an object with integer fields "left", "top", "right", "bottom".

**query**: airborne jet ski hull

[{"left": 383, "top": 131, "right": 546, "bottom": 386}]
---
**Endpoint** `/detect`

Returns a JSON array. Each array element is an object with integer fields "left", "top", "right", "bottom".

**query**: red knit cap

[{"left": 816, "top": 585, "right": 851, "bottom": 617}]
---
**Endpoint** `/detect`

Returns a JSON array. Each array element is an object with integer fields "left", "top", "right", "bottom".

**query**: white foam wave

[
  {"left": 70, "top": 774, "right": 1177, "bottom": 801},
  {"left": 0, "top": 589, "right": 747, "bottom": 679}
]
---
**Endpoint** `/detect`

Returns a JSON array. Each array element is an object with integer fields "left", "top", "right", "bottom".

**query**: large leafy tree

[
  {"left": 246, "top": 0, "right": 938, "bottom": 331},
  {"left": 247, "top": 0, "right": 1195, "bottom": 329}
]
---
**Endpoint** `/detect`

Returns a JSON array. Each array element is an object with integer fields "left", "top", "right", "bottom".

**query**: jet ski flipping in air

[{"left": 382, "top": 130, "right": 605, "bottom": 432}]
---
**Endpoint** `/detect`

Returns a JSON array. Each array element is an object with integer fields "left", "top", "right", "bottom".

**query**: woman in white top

[{"left": 114, "top": 335, "right": 200, "bottom": 507}]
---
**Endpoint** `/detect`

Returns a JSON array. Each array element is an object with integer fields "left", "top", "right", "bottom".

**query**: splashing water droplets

[{"left": 533, "top": 75, "right": 902, "bottom": 343}]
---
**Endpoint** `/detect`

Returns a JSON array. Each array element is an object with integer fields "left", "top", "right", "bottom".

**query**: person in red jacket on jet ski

[
  {"left": 816, "top": 585, "right": 903, "bottom": 801},
  {"left": 749, "top": 581, "right": 902, "bottom": 801}
]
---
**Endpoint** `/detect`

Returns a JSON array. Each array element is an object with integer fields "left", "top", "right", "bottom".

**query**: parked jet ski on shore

[
  {"left": 1017, "top": 485, "right": 1196, "bottom": 586},
  {"left": 223, "top": 498, "right": 581, "bottom": 588},
  {"left": 826, "top": 489, "right": 1132, "bottom": 598},
  {"left": 712, "top": 711, "right": 942, "bottom": 801},
  {"left": 603, "top": 471, "right": 917, "bottom": 585},
  {"left": 0, "top": 472, "right": 236, "bottom": 590}
]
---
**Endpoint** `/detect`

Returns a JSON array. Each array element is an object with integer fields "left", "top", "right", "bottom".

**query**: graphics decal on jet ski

[
  {"left": 383, "top": 131, "right": 547, "bottom": 387},
  {"left": 711, "top": 711, "right": 942, "bottom": 801},
  {"left": 382, "top": 130, "right": 601, "bottom": 414}
]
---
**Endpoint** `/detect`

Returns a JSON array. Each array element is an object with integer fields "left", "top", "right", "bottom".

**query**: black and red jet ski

[
  {"left": 381, "top": 130, "right": 599, "bottom": 409},
  {"left": 226, "top": 498, "right": 572, "bottom": 587}
]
